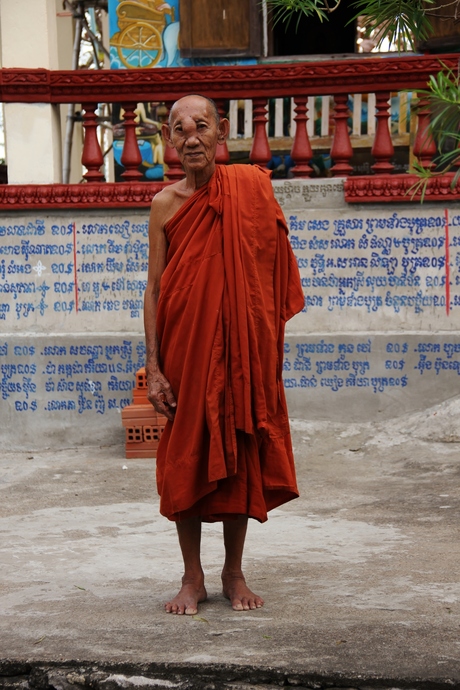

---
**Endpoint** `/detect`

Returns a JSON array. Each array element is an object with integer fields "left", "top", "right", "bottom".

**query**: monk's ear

[
  {"left": 161, "top": 123, "right": 174, "bottom": 148},
  {"left": 217, "top": 118, "right": 230, "bottom": 143}
]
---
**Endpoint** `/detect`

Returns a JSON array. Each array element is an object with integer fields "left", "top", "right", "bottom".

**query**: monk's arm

[{"left": 144, "top": 196, "right": 177, "bottom": 421}]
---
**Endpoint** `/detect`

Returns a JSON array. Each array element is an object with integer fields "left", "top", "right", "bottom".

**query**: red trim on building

[
  {"left": 0, "top": 182, "right": 169, "bottom": 210},
  {"left": 344, "top": 174, "right": 460, "bottom": 203},
  {"left": 1, "top": 55, "right": 458, "bottom": 103}
]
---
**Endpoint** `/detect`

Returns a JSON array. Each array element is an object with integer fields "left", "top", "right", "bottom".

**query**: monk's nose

[{"left": 185, "top": 132, "right": 199, "bottom": 146}]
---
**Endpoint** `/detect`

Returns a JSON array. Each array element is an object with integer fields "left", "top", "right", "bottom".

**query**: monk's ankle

[
  {"left": 182, "top": 570, "right": 205, "bottom": 588},
  {"left": 221, "top": 567, "right": 245, "bottom": 583}
]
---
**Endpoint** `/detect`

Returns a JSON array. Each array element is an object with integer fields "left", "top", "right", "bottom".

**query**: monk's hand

[{"left": 146, "top": 370, "right": 177, "bottom": 421}]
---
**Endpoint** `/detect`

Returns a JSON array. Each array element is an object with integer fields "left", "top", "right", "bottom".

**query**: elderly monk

[{"left": 144, "top": 94, "right": 304, "bottom": 615}]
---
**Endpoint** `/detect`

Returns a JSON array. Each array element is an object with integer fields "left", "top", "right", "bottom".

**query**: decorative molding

[
  {"left": 344, "top": 174, "right": 460, "bottom": 203},
  {"left": 2, "top": 175, "right": 460, "bottom": 210},
  {"left": 0, "top": 182, "right": 169, "bottom": 210},
  {"left": 0, "top": 55, "right": 458, "bottom": 103}
]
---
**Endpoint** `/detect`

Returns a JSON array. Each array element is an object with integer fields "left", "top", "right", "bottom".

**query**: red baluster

[
  {"left": 413, "top": 95, "right": 437, "bottom": 170},
  {"left": 81, "top": 103, "right": 104, "bottom": 183},
  {"left": 371, "top": 91, "right": 394, "bottom": 174},
  {"left": 249, "top": 98, "right": 272, "bottom": 167},
  {"left": 120, "top": 102, "right": 143, "bottom": 181},
  {"left": 163, "top": 101, "right": 185, "bottom": 182},
  {"left": 215, "top": 99, "right": 230, "bottom": 165},
  {"left": 290, "top": 97, "right": 313, "bottom": 178},
  {"left": 330, "top": 94, "right": 353, "bottom": 176}
]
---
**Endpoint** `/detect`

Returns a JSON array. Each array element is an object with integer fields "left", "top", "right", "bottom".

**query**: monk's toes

[
  {"left": 165, "top": 602, "right": 184, "bottom": 614},
  {"left": 232, "top": 597, "right": 253, "bottom": 611},
  {"left": 231, "top": 599, "right": 244, "bottom": 611},
  {"left": 184, "top": 604, "right": 198, "bottom": 615}
]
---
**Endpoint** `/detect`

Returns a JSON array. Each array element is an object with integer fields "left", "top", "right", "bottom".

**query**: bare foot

[
  {"left": 222, "top": 572, "right": 264, "bottom": 611},
  {"left": 165, "top": 580, "right": 207, "bottom": 615}
]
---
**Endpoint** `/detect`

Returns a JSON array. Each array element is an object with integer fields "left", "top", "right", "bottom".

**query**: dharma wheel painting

[{"left": 109, "top": 0, "right": 181, "bottom": 69}]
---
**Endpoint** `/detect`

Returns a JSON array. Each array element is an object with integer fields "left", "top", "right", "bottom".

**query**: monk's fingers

[
  {"left": 147, "top": 388, "right": 175, "bottom": 419},
  {"left": 162, "top": 410, "right": 175, "bottom": 422},
  {"left": 157, "top": 401, "right": 175, "bottom": 421},
  {"left": 163, "top": 387, "right": 177, "bottom": 409}
]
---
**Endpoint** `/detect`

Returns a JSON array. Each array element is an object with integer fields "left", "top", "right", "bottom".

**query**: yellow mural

[{"left": 111, "top": 0, "right": 175, "bottom": 68}]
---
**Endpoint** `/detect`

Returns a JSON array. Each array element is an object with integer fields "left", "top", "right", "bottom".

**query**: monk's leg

[
  {"left": 165, "top": 516, "right": 207, "bottom": 615},
  {"left": 221, "top": 515, "right": 264, "bottom": 611}
]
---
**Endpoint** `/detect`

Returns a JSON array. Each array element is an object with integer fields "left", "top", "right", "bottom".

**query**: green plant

[
  {"left": 350, "top": 0, "right": 435, "bottom": 51},
  {"left": 409, "top": 65, "right": 460, "bottom": 198},
  {"left": 265, "top": 0, "right": 445, "bottom": 51},
  {"left": 265, "top": 0, "right": 339, "bottom": 29},
  {"left": 266, "top": 0, "right": 460, "bottom": 198}
]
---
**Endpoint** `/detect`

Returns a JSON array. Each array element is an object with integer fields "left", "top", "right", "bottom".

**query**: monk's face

[{"left": 162, "top": 96, "right": 229, "bottom": 177}]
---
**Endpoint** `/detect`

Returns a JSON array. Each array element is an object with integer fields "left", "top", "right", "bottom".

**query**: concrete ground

[{"left": 1, "top": 397, "right": 460, "bottom": 690}]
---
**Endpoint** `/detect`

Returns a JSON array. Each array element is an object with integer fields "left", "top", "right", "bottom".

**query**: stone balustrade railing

[{"left": 0, "top": 54, "right": 459, "bottom": 207}]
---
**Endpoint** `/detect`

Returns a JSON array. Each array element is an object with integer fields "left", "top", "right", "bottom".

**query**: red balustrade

[
  {"left": 81, "top": 104, "right": 104, "bottom": 183},
  {"left": 290, "top": 98, "right": 313, "bottom": 178},
  {"left": 250, "top": 98, "right": 271, "bottom": 167},
  {"left": 371, "top": 92, "right": 394, "bottom": 174},
  {"left": 1, "top": 54, "right": 460, "bottom": 205},
  {"left": 120, "top": 102, "right": 143, "bottom": 181},
  {"left": 330, "top": 94, "right": 353, "bottom": 177},
  {"left": 413, "top": 95, "right": 437, "bottom": 170}
]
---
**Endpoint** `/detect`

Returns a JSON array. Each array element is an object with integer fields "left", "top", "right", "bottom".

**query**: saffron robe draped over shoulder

[{"left": 155, "top": 164, "right": 304, "bottom": 523}]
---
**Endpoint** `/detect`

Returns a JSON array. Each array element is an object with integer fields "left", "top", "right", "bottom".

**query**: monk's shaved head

[{"left": 169, "top": 95, "right": 220, "bottom": 127}]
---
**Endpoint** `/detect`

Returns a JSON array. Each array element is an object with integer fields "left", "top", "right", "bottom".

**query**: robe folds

[{"left": 155, "top": 164, "right": 304, "bottom": 523}]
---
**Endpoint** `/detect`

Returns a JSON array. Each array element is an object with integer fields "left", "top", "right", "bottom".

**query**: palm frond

[
  {"left": 349, "top": 0, "right": 434, "bottom": 51},
  {"left": 265, "top": 0, "right": 332, "bottom": 29},
  {"left": 413, "top": 65, "right": 460, "bottom": 174},
  {"left": 407, "top": 160, "right": 435, "bottom": 202}
]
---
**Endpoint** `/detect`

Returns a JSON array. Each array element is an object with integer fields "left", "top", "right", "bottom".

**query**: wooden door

[{"left": 180, "top": 0, "right": 262, "bottom": 57}]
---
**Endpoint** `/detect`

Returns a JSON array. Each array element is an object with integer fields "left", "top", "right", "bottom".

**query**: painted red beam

[
  {"left": 1, "top": 176, "right": 460, "bottom": 210},
  {"left": 0, "top": 182, "right": 168, "bottom": 209},
  {"left": 344, "top": 173, "right": 460, "bottom": 203},
  {"left": 0, "top": 55, "right": 458, "bottom": 104}
]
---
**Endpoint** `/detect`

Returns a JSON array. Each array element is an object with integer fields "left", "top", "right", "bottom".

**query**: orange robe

[{"left": 155, "top": 164, "right": 304, "bottom": 522}]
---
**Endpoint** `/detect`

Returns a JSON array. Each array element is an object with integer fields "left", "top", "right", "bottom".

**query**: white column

[
  {"left": 274, "top": 99, "right": 284, "bottom": 138},
  {"left": 0, "top": 0, "right": 62, "bottom": 183},
  {"left": 352, "top": 94, "right": 362, "bottom": 136},
  {"left": 229, "top": 100, "right": 239, "bottom": 140},
  {"left": 243, "top": 100, "right": 253, "bottom": 139}
]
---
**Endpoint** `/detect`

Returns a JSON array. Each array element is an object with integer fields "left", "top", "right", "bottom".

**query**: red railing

[{"left": 1, "top": 54, "right": 459, "bottom": 207}]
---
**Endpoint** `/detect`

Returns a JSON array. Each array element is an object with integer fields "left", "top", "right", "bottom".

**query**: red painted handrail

[
  {"left": 0, "top": 55, "right": 457, "bottom": 103},
  {"left": 371, "top": 91, "right": 395, "bottom": 174},
  {"left": 290, "top": 97, "right": 313, "bottom": 178},
  {"left": 1, "top": 55, "right": 460, "bottom": 205}
]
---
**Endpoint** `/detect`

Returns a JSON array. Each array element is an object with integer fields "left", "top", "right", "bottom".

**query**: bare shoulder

[{"left": 150, "top": 180, "right": 189, "bottom": 230}]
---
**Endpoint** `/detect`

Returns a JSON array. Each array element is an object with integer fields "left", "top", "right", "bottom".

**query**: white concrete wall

[
  {"left": 0, "top": 0, "right": 63, "bottom": 183},
  {"left": 1, "top": 181, "right": 460, "bottom": 449},
  {"left": 275, "top": 180, "right": 460, "bottom": 421}
]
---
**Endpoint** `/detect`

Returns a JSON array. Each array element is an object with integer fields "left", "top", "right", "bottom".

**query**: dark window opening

[{"left": 271, "top": 3, "right": 356, "bottom": 56}]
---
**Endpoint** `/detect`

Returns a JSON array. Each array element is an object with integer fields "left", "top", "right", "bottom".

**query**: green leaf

[
  {"left": 192, "top": 614, "right": 209, "bottom": 623},
  {"left": 265, "top": 0, "right": 436, "bottom": 51},
  {"left": 349, "top": 0, "right": 434, "bottom": 51},
  {"left": 412, "top": 64, "right": 460, "bottom": 176},
  {"left": 265, "top": 0, "right": 332, "bottom": 29}
]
